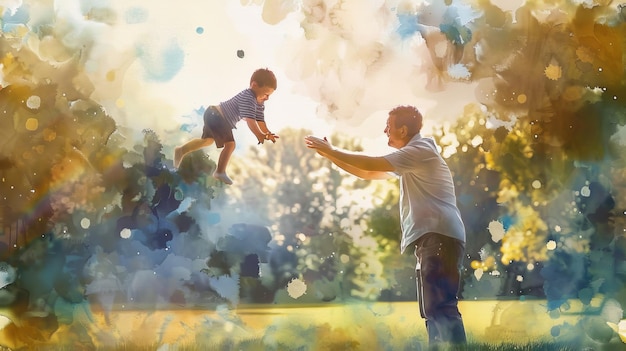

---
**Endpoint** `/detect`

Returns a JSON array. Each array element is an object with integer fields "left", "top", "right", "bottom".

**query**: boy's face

[{"left": 251, "top": 82, "right": 275, "bottom": 104}]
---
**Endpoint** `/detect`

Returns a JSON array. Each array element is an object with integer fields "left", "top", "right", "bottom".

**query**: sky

[{"left": 9, "top": 0, "right": 524, "bottom": 157}]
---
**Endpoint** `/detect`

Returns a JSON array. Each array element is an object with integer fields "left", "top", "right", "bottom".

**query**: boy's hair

[
  {"left": 251, "top": 68, "right": 277, "bottom": 89},
  {"left": 390, "top": 105, "right": 423, "bottom": 136}
]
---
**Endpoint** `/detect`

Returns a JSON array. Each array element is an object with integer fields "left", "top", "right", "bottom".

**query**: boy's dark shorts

[{"left": 202, "top": 106, "right": 234, "bottom": 148}]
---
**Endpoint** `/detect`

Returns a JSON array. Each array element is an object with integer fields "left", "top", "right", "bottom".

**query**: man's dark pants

[{"left": 414, "top": 232, "right": 467, "bottom": 346}]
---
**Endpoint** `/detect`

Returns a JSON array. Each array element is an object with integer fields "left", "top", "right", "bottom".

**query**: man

[{"left": 304, "top": 105, "right": 467, "bottom": 348}]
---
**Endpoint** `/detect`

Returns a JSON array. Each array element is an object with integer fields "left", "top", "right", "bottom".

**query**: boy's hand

[
  {"left": 266, "top": 132, "right": 279, "bottom": 143},
  {"left": 257, "top": 132, "right": 279, "bottom": 144}
]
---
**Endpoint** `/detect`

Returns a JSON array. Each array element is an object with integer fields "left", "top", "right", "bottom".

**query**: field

[{"left": 4, "top": 299, "right": 621, "bottom": 350}]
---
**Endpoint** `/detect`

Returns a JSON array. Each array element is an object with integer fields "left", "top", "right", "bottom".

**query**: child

[{"left": 174, "top": 68, "right": 279, "bottom": 185}]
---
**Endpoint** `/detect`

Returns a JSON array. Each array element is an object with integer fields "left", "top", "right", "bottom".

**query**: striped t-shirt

[{"left": 218, "top": 89, "right": 265, "bottom": 129}]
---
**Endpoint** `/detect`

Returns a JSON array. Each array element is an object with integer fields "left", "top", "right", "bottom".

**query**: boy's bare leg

[
  {"left": 213, "top": 141, "right": 235, "bottom": 185},
  {"left": 174, "top": 138, "right": 214, "bottom": 168}
]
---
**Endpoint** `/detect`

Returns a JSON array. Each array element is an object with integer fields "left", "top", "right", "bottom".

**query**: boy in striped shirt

[{"left": 174, "top": 68, "right": 279, "bottom": 184}]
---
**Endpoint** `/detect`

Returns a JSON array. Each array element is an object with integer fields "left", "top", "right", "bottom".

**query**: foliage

[
  {"left": 228, "top": 128, "right": 402, "bottom": 301},
  {"left": 430, "top": 1, "right": 626, "bottom": 309},
  {"left": 0, "top": 24, "right": 234, "bottom": 347}
]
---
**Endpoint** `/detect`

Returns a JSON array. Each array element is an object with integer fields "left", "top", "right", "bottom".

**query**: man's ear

[{"left": 400, "top": 125, "right": 408, "bottom": 137}]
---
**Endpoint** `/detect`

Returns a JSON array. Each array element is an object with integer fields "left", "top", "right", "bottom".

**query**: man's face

[{"left": 384, "top": 114, "right": 405, "bottom": 149}]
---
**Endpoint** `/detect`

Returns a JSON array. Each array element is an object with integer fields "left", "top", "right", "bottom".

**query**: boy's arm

[
  {"left": 244, "top": 117, "right": 268, "bottom": 143},
  {"left": 257, "top": 120, "right": 278, "bottom": 142},
  {"left": 245, "top": 118, "right": 279, "bottom": 143},
  {"left": 257, "top": 121, "right": 270, "bottom": 134}
]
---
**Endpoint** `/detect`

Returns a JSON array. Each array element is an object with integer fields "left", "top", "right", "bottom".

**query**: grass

[
  {"left": 4, "top": 300, "right": 625, "bottom": 350},
  {"left": 20, "top": 340, "right": 593, "bottom": 351}
]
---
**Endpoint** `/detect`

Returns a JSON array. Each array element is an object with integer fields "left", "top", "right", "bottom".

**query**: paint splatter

[
  {"left": 0, "top": 262, "right": 16, "bottom": 289},
  {"left": 544, "top": 63, "right": 562, "bottom": 81},
  {"left": 287, "top": 278, "right": 307, "bottom": 299},
  {"left": 488, "top": 220, "right": 505, "bottom": 243},
  {"left": 136, "top": 37, "right": 185, "bottom": 82},
  {"left": 606, "top": 319, "right": 626, "bottom": 343},
  {"left": 448, "top": 63, "right": 471, "bottom": 80}
]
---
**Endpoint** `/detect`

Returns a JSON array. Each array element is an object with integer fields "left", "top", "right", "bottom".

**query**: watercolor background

[{"left": 1, "top": 0, "right": 626, "bottom": 349}]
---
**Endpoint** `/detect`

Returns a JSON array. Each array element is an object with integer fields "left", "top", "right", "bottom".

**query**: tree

[
  {"left": 224, "top": 128, "right": 401, "bottom": 302},
  {"left": 431, "top": 2, "right": 626, "bottom": 313}
]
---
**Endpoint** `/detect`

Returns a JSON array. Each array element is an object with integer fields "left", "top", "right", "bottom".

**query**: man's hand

[{"left": 304, "top": 135, "right": 332, "bottom": 154}]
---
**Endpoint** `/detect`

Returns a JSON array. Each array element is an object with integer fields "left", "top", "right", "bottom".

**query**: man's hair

[
  {"left": 390, "top": 105, "right": 423, "bottom": 136},
  {"left": 250, "top": 68, "right": 277, "bottom": 89}
]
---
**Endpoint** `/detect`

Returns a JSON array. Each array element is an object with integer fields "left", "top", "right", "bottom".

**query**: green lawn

[{"left": 2, "top": 300, "right": 624, "bottom": 350}]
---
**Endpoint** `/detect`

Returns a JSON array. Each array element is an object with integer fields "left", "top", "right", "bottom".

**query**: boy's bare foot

[
  {"left": 212, "top": 172, "right": 233, "bottom": 185},
  {"left": 174, "top": 147, "right": 183, "bottom": 168}
]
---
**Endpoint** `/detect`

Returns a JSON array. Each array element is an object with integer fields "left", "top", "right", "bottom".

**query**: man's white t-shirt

[{"left": 383, "top": 134, "right": 466, "bottom": 254}]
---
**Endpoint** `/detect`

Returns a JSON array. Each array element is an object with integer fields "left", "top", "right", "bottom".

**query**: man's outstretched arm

[{"left": 305, "top": 136, "right": 394, "bottom": 180}]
